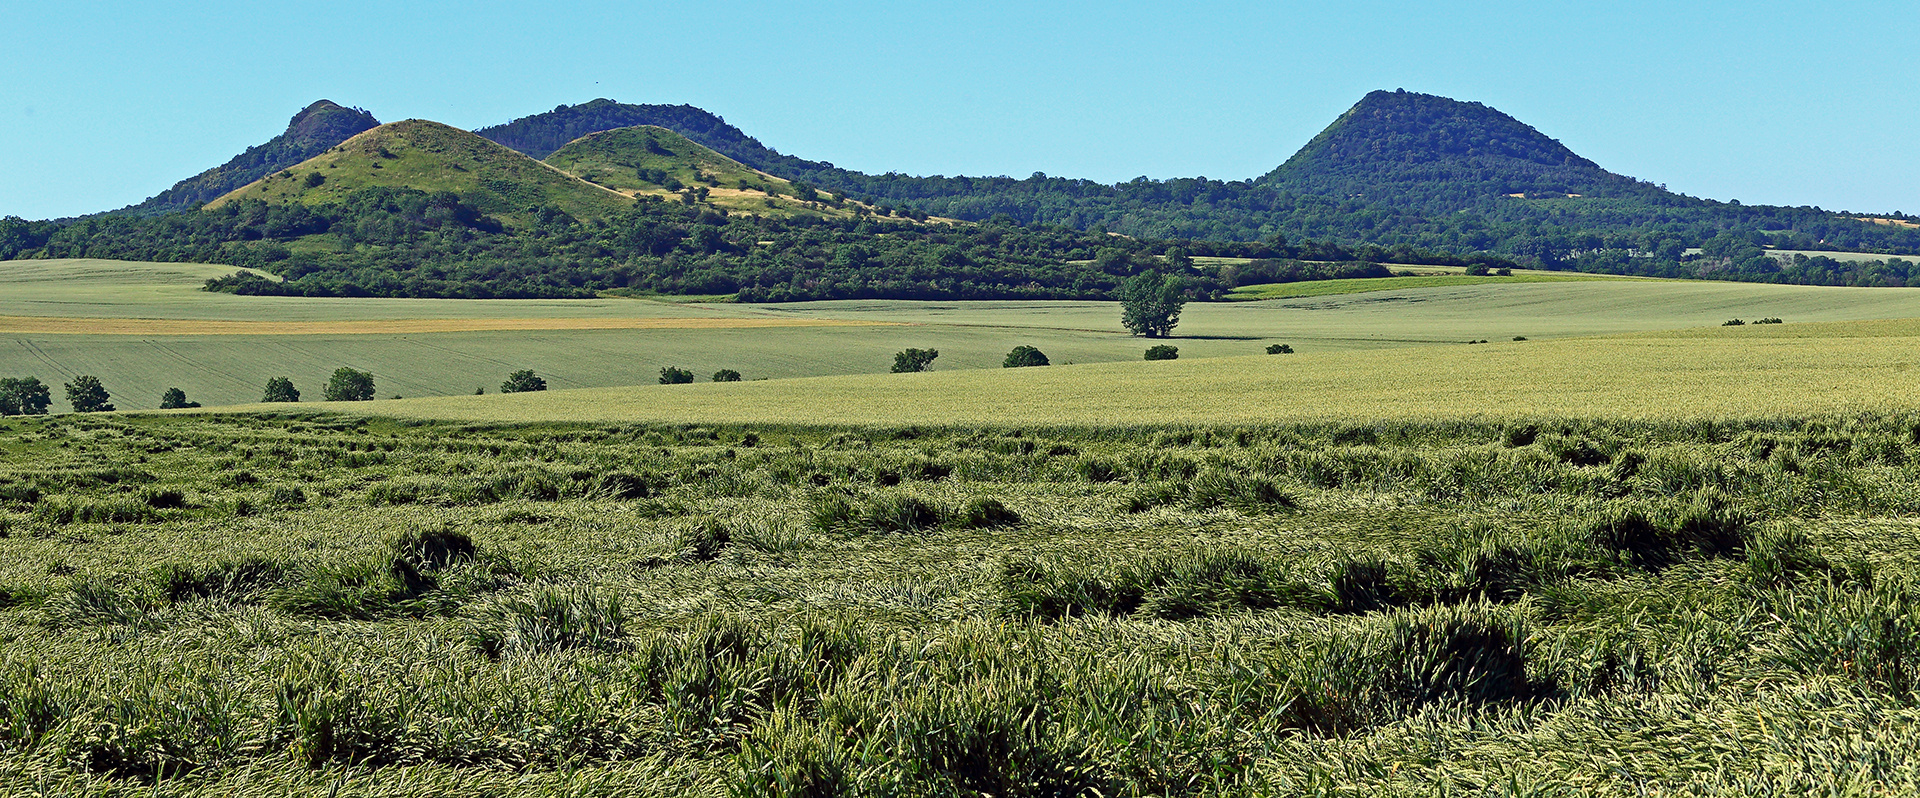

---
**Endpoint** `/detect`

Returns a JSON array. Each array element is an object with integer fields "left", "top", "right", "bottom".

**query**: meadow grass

[{"left": 3, "top": 411, "right": 1920, "bottom": 795}]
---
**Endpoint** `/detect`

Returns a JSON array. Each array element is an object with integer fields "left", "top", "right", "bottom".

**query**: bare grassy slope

[{"left": 207, "top": 120, "right": 632, "bottom": 225}]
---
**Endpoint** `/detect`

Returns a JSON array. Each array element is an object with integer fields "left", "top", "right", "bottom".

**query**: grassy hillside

[
  {"left": 207, "top": 120, "right": 632, "bottom": 225},
  {"left": 544, "top": 126, "right": 860, "bottom": 219},
  {"left": 5, "top": 409, "right": 1920, "bottom": 794}
]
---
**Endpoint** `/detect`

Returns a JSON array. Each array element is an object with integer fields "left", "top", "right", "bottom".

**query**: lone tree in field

[
  {"left": 1144, "top": 345, "right": 1179, "bottom": 361},
  {"left": 65, "top": 376, "right": 114, "bottom": 413},
  {"left": 501, "top": 370, "right": 547, "bottom": 393},
  {"left": 1266, "top": 343, "right": 1294, "bottom": 354},
  {"left": 262, "top": 377, "right": 300, "bottom": 403},
  {"left": 159, "top": 387, "right": 200, "bottom": 409},
  {"left": 324, "top": 368, "right": 376, "bottom": 401},
  {"left": 891, "top": 348, "right": 939, "bottom": 373},
  {"left": 660, "top": 366, "right": 694, "bottom": 384},
  {"left": 1119, "top": 271, "right": 1186, "bottom": 338},
  {"left": 1002, "top": 345, "right": 1050, "bottom": 368},
  {"left": 0, "top": 377, "right": 52, "bottom": 416},
  {"left": 712, "top": 369, "right": 742, "bottom": 382}
]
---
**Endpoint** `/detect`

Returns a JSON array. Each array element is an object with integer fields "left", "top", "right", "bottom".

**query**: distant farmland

[{"left": 7, "top": 258, "right": 1920, "bottom": 409}]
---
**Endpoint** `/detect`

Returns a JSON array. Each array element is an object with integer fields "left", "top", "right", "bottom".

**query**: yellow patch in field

[{"left": 0, "top": 315, "right": 897, "bottom": 336}]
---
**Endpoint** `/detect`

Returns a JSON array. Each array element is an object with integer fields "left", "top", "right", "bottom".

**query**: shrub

[
  {"left": 712, "top": 368, "right": 743, "bottom": 382},
  {"left": 158, "top": 387, "right": 199, "bottom": 409},
  {"left": 659, "top": 366, "right": 694, "bottom": 384},
  {"left": 500, "top": 370, "right": 546, "bottom": 393},
  {"left": 324, "top": 367, "right": 375, "bottom": 401},
  {"left": 1512, "top": 336, "right": 1528, "bottom": 341},
  {"left": 1002, "top": 346, "right": 1049, "bottom": 368},
  {"left": 1464, "top": 264, "right": 1491, "bottom": 276},
  {"left": 1143, "top": 345, "right": 1178, "bottom": 361},
  {"left": 1756, "top": 317, "right": 1784, "bottom": 324},
  {"left": 1722, "top": 318, "right": 1746, "bottom": 326},
  {"left": 261, "top": 377, "right": 299, "bottom": 403},
  {"left": 1266, "top": 343, "right": 1294, "bottom": 354},
  {"left": 891, "top": 348, "right": 939, "bottom": 373}
]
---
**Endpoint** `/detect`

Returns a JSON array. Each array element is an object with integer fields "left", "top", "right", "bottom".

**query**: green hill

[
  {"left": 112, "top": 100, "right": 380, "bottom": 217},
  {"left": 208, "top": 120, "right": 632, "bottom": 225},
  {"left": 1256, "top": 89, "right": 1675, "bottom": 210},
  {"left": 543, "top": 126, "right": 854, "bottom": 218}
]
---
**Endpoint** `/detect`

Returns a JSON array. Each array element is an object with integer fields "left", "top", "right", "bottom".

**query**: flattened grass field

[
  {"left": 5, "top": 411, "right": 1920, "bottom": 795},
  {"left": 7, "top": 258, "right": 1920, "bottom": 795}
]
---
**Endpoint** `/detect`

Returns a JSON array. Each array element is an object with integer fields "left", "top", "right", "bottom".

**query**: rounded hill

[{"left": 207, "top": 119, "right": 632, "bottom": 226}]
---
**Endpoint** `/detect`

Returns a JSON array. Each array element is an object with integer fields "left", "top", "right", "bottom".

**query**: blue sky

[{"left": 4, "top": 0, "right": 1915, "bottom": 219}]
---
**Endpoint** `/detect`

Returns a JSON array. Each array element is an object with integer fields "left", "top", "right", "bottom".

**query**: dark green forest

[{"left": 7, "top": 188, "right": 1405, "bottom": 300}]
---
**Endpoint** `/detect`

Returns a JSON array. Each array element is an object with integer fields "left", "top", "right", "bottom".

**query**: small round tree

[
  {"left": 159, "top": 387, "right": 200, "bottom": 409},
  {"left": 65, "top": 375, "right": 115, "bottom": 413},
  {"left": 1002, "top": 346, "right": 1050, "bottom": 368},
  {"left": 262, "top": 377, "right": 300, "bottom": 403},
  {"left": 712, "top": 369, "right": 743, "bottom": 382},
  {"left": 660, "top": 366, "right": 694, "bottom": 384},
  {"left": 1265, "top": 343, "right": 1294, "bottom": 354},
  {"left": 501, "top": 370, "right": 547, "bottom": 393},
  {"left": 891, "top": 348, "right": 939, "bottom": 373},
  {"left": 324, "top": 368, "right": 376, "bottom": 401},
  {"left": 1144, "top": 345, "right": 1179, "bottom": 361}
]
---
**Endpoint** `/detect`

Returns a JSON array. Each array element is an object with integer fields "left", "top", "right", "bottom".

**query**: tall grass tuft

[{"left": 470, "top": 586, "right": 628, "bottom": 658}]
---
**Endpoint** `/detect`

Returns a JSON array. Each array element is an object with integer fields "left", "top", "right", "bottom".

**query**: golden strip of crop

[{"left": 0, "top": 316, "right": 897, "bottom": 336}]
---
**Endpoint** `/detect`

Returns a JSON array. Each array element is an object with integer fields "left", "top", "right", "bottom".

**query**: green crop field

[
  {"left": 8, "top": 259, "right": 1920, "bottom": 410},
  {"left": 261, "top": 317, "right": 1920, "bottom": 426},
  {"left": 3, "top": 409, "right": 1920, "bottom": 796},
  {"left": 8, "top": 257, "right": 1920, "bottom": 795}
]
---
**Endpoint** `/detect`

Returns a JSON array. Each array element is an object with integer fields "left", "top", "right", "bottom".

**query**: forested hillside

[
  {"left": 471, "top": 93, "right": 1920, "bottom": 282},
  {"left": 109, "top": 101, "right": 379, "bottom": 217}
]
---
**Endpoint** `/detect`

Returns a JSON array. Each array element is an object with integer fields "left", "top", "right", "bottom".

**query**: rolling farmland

[{"left": 6, "top": 259, "right": 1920, "bottom": 409}]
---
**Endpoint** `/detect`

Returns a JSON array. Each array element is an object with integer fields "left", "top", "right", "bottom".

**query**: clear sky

[{"left": 3, "top": 0, "right": 1915, "bottom": 220}]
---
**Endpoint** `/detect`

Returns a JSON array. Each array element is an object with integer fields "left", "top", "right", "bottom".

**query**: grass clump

[{"left": 470, "top": 586, "right": 627, "bottom": 658}]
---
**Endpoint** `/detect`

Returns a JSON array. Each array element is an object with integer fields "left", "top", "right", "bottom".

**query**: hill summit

[
  {"left": 116, "top": 100, "right": 379, "bottom": 216},
  {"left": 1258, "top": 89, "right": 1665, "bottom": 209}
]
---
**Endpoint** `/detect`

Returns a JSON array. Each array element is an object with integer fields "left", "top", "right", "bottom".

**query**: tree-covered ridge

[
  {"left": 110, "top": 100, "right": 379, "bottom": 217},
  {"left": 474, "top": 99, "right": 783, "bottom": 162},
  {"left": 469, "top": 94, "right": 1919, "bottom": 266}
]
